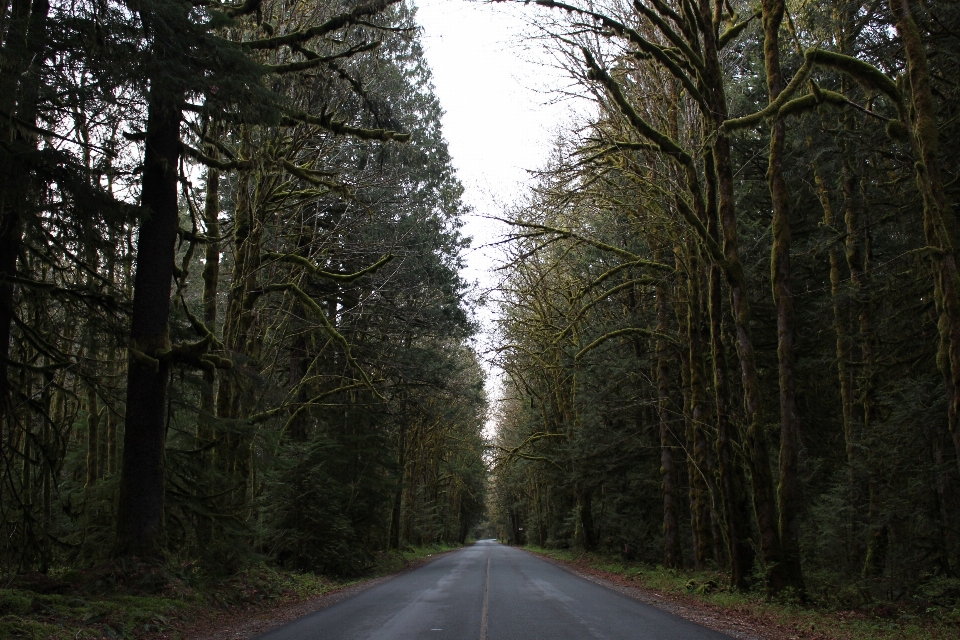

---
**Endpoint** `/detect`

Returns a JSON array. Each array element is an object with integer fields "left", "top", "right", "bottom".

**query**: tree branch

[
  {"left": 239, "top": 0, "right": 401, "bottom": 50},
  {"left": 279, "top": 108, "right": 410, "bottom": 142},
  {"left": 262, "top": 252, "right": 393, "bottom": 282},
  {"left": 261, "top": 41, "right": 380, "bottom": 74}
]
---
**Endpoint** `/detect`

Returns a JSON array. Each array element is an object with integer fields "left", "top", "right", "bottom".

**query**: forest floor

[
  {"left": 0, "top": 543, "right": 462, "bottom": 640},
  {"left": 526, "top": 547, "right": 960, "bottom": 640}
]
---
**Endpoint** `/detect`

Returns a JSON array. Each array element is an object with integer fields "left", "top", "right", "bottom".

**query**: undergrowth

[
  {"left": 527, "top": 547, "right": 960, "bottom": 640},
  {"left": 0, "top": 543, "right": 459, "bottom": 640}
]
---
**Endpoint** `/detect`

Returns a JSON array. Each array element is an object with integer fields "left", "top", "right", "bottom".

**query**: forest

[
  {"left": 0, "top": 0, "right": 488, "bottom": 580},
  {"left": 3, "top": 0, "right": 960, "bottom": 634},
  {"left": 491, "top": 0, "right": 960, "bottom": 608}
]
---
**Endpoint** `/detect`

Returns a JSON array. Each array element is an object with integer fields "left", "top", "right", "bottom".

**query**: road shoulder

[
  {"left": 188, "top": 549, "right": 461, "bottom": 640},
  {"left": 522, "top": 548, "right": 957, "bottom": 640},
  {"left": 524, "top": 549, "right": 773, "bottom": 640}
]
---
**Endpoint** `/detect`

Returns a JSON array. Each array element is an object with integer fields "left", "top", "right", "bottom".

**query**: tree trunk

[
  {"left": 697, "top": 0, "right": 785, "bottom": 591},
  {"left": 115, "top": 88, "right": 182, "bottom": 558},
  {"left": 197, "top": 154, "right": 220, "bottom": 448},
  {"left": 0, "top": 0, "right": 48, "bottom": 458},
  {"left": 217, "top": 133, "right": 260, "bottom": 500},
  {"left": 704, "top": 146, "right": 754, "bottom": 586},
  {"left": 698, "top": 7, "right": 757, "bottom": 585},
  {"left": 285, "top": 214, "right": 314, "bottom": 443},
  {"left": 389, "top": 421, "right": 407, "bottom": 550},
  {"left": 656, "top": 258, "right": 682, "bottom": 568},
  {"left": 810, "top": 146, "right": 858, "bottom": 562},
  {"left": 889, "top": 0, "right": 960, "bottom": 475},
  {"left": 761, "top": 0, "right": 806, "bottom": 595},
  {"left": 933, "top": 437, "right": 953, "bottom": 574},
  {"left": 577, "top": 485, "right": 596, "bottom": 551},
  {"left": 710, "top": 259, "right": 754, "bottom": 585},
  {"left": 85, "top": 385, "right": 100, "bottom": 487},
  {"left": 685, "top": 260, "right": 712, "bottom": 569}
]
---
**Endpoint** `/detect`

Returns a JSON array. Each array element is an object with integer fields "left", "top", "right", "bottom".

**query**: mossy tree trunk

[
  {"left": 696, "top": 0, "right": 782, "bottom": 590},
  {"left": 761, "top": 0, "right": 806, "bottom": 596},
  {"left": 197, "top": 140, "right": 220, "bottom": 450},
  {"left": 656, "top": 250, "right": 682, "bottom": 569},
  {"left": 810, "top": 144, "right": 860, "bottom": 563},
  {"left": 684, "top": 255, "right": 713, "bottom": 569},
  {"left": 888, "top": 0, "right": 960, "bottom": 476}
]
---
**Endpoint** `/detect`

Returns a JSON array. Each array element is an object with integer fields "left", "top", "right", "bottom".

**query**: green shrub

[{"left": 0, "top": 591, "right": 32, "bottom": 616}]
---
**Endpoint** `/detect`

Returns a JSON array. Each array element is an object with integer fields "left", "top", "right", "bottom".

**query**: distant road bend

[{"left": 255, "top": 540, "right": 731, "bottom": 640}]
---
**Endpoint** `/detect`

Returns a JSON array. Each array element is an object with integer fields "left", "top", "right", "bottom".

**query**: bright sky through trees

[{"left": 414, "top": 0, "right": 580, "bottom": 415}]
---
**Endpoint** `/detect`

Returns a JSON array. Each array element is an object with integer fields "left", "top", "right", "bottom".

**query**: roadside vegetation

[
  {"left": 529, "top": 547, "right": 960, "bottom": 640},
  {"left": 0, "top": 543, "right": 461, "bottom": 640}
]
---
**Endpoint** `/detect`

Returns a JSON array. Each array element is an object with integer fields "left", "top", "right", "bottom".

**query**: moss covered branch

[
  {"left": 507, "top": 219, "right": 672, "bottom": 269},
  {"left": 263, "top": 252, "right": 393, "bottom": 282},
  {"left": 722, "top": 49, "right": 901, "bottom": 134},
  {"left": 279, "top": 108, "right": 410, "bottom": 142},
  {"left": 576, "top": 327, "right": 676, "bottom": 360},
  {"left": 182, "top": 143, "right": 252, "bottom": 171},
  {"left": 261, "top": 41, "right": 380, "bottom": 75},
  {"left": 534, "top": 0, "right": 706, "bottom": 108},
  {"left": 718, "top": 10, "right": 760, "bottom": 49},
  {"left": 262, "top": 282, "right": 383, "bottom": 399},
  {"left": 239, "top": 0, "right": 401, "bottom": 50}
]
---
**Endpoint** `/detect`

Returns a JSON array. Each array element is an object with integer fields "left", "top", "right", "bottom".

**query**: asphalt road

[{"left": 255, "top": 540, "right": 731, "bottom": 640}]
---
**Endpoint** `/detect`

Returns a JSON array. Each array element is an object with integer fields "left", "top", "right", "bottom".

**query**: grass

[
  {"left": 370, "top": 542, "right": 463, "bottom": 576},
  {"left": 0, "top": 543, "right": 462, "bottom": 640},
  {"left": 526, "top": 547, "right": 960, "bottom": 640}
]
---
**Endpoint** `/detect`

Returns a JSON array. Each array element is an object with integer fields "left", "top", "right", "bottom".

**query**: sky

[{"left": 412, "top": 0, "right": 586, "bottom": 425}]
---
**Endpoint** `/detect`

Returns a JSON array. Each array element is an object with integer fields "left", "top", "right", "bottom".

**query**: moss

[
  {"left": 0, "top": 615, "right": 68, "bottom": 640},
  {"left": 806, "top": 49, "right": 901, "bottom": 103},
  {"left": 886, "top": 120, "right": 911, "bottom": 143},
  {"left": 0, "top": 549, "right": 457, "bottom": 640},
  {"left": 717, "top": 10, "right": 759, "bottom": 49},
  {"left": 0, "top": 591, "right": 32, "bottom": 616},
  {"left": 0, "top": 583, "right": 186, "bottom": 639}
]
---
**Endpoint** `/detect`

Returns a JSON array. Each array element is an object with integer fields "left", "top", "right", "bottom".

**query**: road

[{"left": 255, "top": 540, "right": 731, "bottom": 640}]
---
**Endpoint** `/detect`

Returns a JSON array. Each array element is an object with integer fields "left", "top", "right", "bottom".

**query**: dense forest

[
  {"left": 4, "top": 0, "right": 960, "bottom": 625},
  {"left": 491, "top": 0, "right": 960, "bottom": 606},
  {"left": 0, "top": 0, "right": 488, "bottom": 578}
]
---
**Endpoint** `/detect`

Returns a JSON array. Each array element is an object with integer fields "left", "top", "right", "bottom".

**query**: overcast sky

[{"left": 413, "top": 0, "right": 587, "bottom": 421}]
